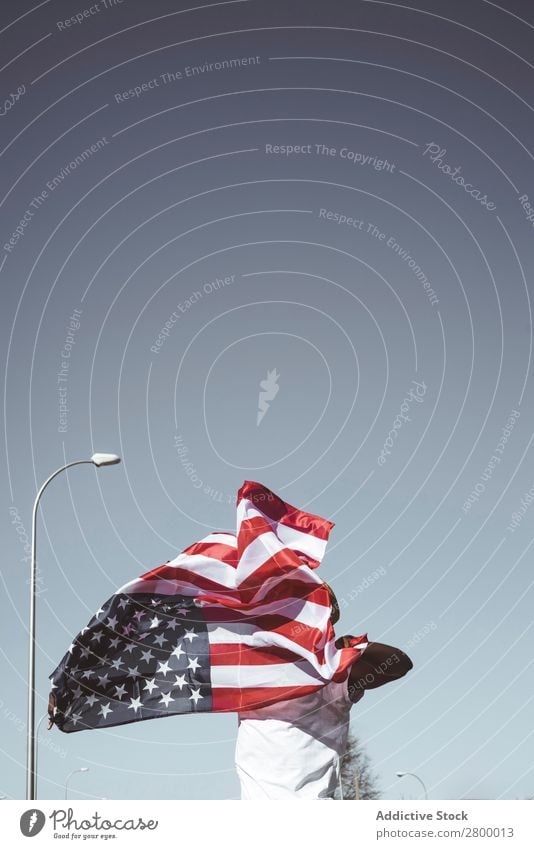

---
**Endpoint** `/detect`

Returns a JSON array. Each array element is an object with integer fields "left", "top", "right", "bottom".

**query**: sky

[{"left": 1, "top": 0, "right": 533, "bottom": 801}]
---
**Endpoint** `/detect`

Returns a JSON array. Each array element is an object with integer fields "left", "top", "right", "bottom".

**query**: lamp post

[
  {"left": 65, "top": 766, "right": 89, "bottom": 799},
  {"left": 34, "top": 712, "right": 48, "bottom": 798},
  {"left": 26, "top": 453, "right": 120, "bottom": 801},
  {"left": 396, "top": 771, "right": 429, "bottom": 800}
]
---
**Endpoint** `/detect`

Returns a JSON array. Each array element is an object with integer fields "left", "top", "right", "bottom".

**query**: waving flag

[{"left": 48, "top": 480, "right": 367, "bottom": 733}]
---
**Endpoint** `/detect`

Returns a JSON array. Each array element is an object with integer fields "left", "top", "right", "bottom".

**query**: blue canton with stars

[{"left": 48, "top": 593, "right": 212, "bottom": 732}]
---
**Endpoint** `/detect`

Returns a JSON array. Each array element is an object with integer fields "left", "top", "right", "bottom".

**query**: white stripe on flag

[
  {"left": 236, "top": 535, "right": 325, "bottom": 587},
  {"left": 211, "top": 661, "right": 323, "bottom": 688},
  {"left": 207, "top": 623, "right": 346, "bottom": 679},
  {"left": 207, "top": 624, "right": 257, "bottom": 644},
  {"left": 116, "top": 578, "right": 199, "bottom": 596},
  {"left": 276, "top": 522, "right": 327, "bottom": 561},
  {"left": 195, "top": 533, "right": 237, "bottom": 547},
  {"left": 202, "top": 596, "right": 331, "bottom": 628},
  {"left": 237, "top": 501, "right": 328, "bottom": 560},
  {"left": 233, "top": 596, "right": 330, "bottom": 627},
  {"left": 167, "top": 553, "right": 237, "bottom": 587}
]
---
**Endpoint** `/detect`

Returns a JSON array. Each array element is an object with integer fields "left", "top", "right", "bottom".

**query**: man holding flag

[
  {"left": 48, "top": 480, "right": 412, "bottom": 798},
  {"left": 235, "top": 584, "right": 412, "bottom": 799}
]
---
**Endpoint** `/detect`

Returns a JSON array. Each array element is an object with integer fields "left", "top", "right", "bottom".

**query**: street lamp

[
  {"left": 396, "top": 771, "right": 429, "bottom": 799},
  {"left": 65, "top": 767, "right": 89, "bottom": 799},
  {"left": 26, "top": 453, "right": 120, "bottom": 800}
]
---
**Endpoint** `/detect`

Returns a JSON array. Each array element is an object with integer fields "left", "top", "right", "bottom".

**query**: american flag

[{"left": 48, "top": 481, "right": 368, "bottom": 733}]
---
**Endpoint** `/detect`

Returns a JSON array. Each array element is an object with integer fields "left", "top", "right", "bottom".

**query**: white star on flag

[
  {"left": 126, "top": 666, "right": 141, "bottom": 679},
  {"left": 156, "top": 660, "right": 172, "bottom": 676},
  {"left": 141, "top": 649, "right": 155, "bottom": 663},
  {"left": 189, "top": 688, "right": 203, "bottom": 704}
]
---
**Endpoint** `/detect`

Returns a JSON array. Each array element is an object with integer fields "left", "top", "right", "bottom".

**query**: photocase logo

[
  {"left": 257, "top": 369, "right": 280, "bottom": 426},
  {"left": 20, "top": 809, "right": 46, "bottom": 837}
]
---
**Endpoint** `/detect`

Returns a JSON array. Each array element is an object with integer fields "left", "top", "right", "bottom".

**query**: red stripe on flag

[
  {"left": 182, "top": 540, "right": 238, "bottom": 567},
  {"left": 238, "top": 480, "right": 334, "bottom": 540},
  {"left": 210, "top": 643, "right": 302, "bottom": 666},
  {"left": 239, "top": 565, "right": 321, "bottom": 604},
  {"left": 138, "top": 565, "right": 239, "bottom": 596},
  {"left": 252, "top": 617, "right": 331, "bottom": 664},
  {"left": 237, "top": 516, "right": 294, "bottom": 561},
  {"left": 212, "top": 683, "right": 323, "bottom": 712},
  {"left": 204, "top": 609, "right": 336, "bottom": 666}
]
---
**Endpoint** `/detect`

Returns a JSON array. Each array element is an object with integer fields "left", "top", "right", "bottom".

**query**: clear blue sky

[{"left": 1, "top": 0, "right": 533, "bottom": 801}]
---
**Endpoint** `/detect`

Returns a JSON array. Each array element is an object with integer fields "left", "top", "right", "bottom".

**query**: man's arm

[{"left": 336, "top": 638, "right": 413, "bottom": 694}]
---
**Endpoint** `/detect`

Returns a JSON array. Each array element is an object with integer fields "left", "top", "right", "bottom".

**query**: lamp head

[
  {"left": 91, "top": 453, "right": 121, "bottom": 467},
  {"left": 396, "top": 772, "right": 406, "bottom": 778},
  {"left": 79, "top": 767, "right": 89, "bottom": 773}
]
